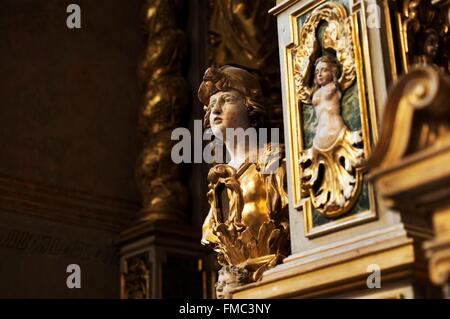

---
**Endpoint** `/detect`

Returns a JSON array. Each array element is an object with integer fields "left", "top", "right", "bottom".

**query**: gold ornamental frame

[
  {"left": 382, "top": 0, "right": 400, "bottom": 82},
  {"left": 284, "top": 0, "right": 379, "bottom": 238}
]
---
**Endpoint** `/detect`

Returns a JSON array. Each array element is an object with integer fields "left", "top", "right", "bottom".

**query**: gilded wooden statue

[{"left": 198, "top": 65, "right": 290, "bottom": 297}]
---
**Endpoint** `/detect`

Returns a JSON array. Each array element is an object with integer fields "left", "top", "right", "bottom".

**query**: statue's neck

[{"left": 224, "top": 136, "right": 259, "bottom": 170}]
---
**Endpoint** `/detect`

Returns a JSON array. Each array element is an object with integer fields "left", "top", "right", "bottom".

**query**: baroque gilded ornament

[
  {"left": 136, "top": 0, "right": 188, "bottom": 221},
  {"left": 401, "top": 0, "right": 450, "bottom": 71},
  {"left": 198, "top": 66, "right": 290, "bottom": 292},
  {"left": 294, "top": 2, "right": 364, "bottom": 218},
  {"left": 121, "top": 256, "right": 151, "bottom": 299}
]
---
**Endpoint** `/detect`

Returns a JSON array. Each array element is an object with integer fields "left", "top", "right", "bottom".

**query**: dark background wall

[
  {"left": 0, "top": 0, "right": 210, "bottom": 298},
  {"left": 0, "top": 0, "right": 142, "bottom": 199},
  {"left": 0, "top": 0, "right": 209, "bottom": 298},
  {"left": 0, "top": 0, "right": 143, "bottom": 297}
]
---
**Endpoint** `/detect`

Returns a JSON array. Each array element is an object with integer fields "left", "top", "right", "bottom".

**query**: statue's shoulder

[
  {"left": 261, "top": 142, "right": 285, "bottom": 157},
  {"left": 257, "top": 143, "right": 286, "bottom": 174}
]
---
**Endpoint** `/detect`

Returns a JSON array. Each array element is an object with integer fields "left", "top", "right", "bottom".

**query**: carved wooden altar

[{"left": 231, "top": 0, "right": 449, "bottom": 299}]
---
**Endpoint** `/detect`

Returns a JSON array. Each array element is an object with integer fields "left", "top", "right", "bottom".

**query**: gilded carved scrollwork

[
  {"left": 368, "top": 66, "right": 450, "bottom": 168},
  {"left": 293, "top": 2, "right": 364, "bottom": 218},
  {"left": 136, "top": 0, "right": 188, "bottom": 221},
  {"left": 428, "top": 245, "right": 450, "bottom": 290},
  {"left": 367, "top": 66, "right": 450, "bottom": 297},
  {"left": 204, "top": 144, "right": 290, "bottom": 282},
  {"left": 300, "top": 129, "right": 364, "bottom": 218}
]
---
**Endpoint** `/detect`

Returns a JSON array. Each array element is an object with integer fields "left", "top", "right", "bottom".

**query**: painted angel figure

[
  {"left": 298, "top": 53, "right": 364, "bottom": 217},
  {"left": 311, "top": 55, "right": 346, "bottom": 151},
  {"left": 292, "top": 2, "right": 365, "bottom": 218}
]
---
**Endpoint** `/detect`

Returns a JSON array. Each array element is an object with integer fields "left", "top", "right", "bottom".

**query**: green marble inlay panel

[{"left": 295, "top": 0, "right": 371, "bottom": 227}]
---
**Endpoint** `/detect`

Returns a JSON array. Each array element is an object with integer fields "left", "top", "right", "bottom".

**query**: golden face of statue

[{"left": 208, "top": 89, "right": 250, "bottom": 139}]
